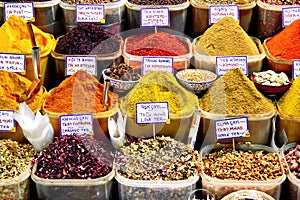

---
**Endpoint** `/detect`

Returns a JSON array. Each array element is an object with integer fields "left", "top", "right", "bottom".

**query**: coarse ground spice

[
  {"left": 260, "top": 0, "right": 300, "bottom": 5},
  {"left": 266, "top": 18, "right": 300, "bottom": 60},
  {"left": 277, "top": 77, "right": 300, "bottom": 118},
  {"left": 128, "top": 0, "right": 186, "bottom": 5},
  {"left": 44, "top": 70, "right": 117, "bottom": 113},
  {"left": 195, "top": 16, "right": 259, "bottom": 56},
  {"left": 120, "top": 71, "right": 198, "bottom": 116},
  {"left": 199, "top": 68, "right": 274, "bottom": 114},
  {"left": 193, "top": 0, "right": 252, "bottom": 4},
  {"left": 125, "top": 32, "right": 189, "bottom": 56}
]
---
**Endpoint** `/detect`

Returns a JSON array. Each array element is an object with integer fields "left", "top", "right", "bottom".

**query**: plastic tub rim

[
  {"left": 0, "top": 167, "right": 31, "bottom": 186},
  {"left": 125, "top": 0, "right": 190, "bottom": 11},
  {"left": 221, "top": 189, "right": 275, "bottom": 200}
]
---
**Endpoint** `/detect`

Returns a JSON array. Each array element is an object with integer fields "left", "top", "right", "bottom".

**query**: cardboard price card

[
  {"left": 140, "top": 8, "right": 170, "bottom": 27},
  {"left": 59, "top": 114, "right": 94, "bottom": 136},
  {"left": 142, "top": 57, "right": 174, "bottom": 75},
  {"left": 0, "top": 110, "right": 16, "bottom": 132},
  {"left": 76, "top": 4, "right": 105, "bottom": 23},
  {"left": 66, "top": 56, "right": 97, "bottom": 76},
  {"left": 0, "top": 53, "right": 26, "bottom": 74},
  {"left": 214, "top": 117, "right": 249, "bottom": 140},
  {"left": 216, "top": 56, "right": 248, "bottom": 76},
  {"left": 4, "top": 2, "right": 34, "bottom": 21},
  {"left": 282, "top": 7, "right": 300, "bottom": 27},
  {"left": 293, "top": 60, "right": 300, "bottom": 80},
  {"left": 209, "top": 5, "right": 239, "bottom": 24},
  {"left": 136, "top": 102, "right": 170, "bottom": 124}
]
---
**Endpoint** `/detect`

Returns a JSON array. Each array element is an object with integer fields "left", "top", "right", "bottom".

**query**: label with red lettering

[
  {"left": 140, "top": 8, "right": 170, "bottom": 27},
  {"left": 214, "top": 117, "right": 249, "bottom": 140},
  {"left": 136, "top": 102, "right": 170, "bottom": 124},
  {"left": 66, "top": 56, "right": 97, "bottom": 76},
  {"left": 0, "top": 110, "right": 15, "bottom": 132},
  {"left": 216, "top": 56, "right": 248, "bottom": 76},
  {"left": 4, "top": 2, "right": 34, "bottom": 21},
  {"left": 0, "top": 53, "right": 26, "bottom": 74},
  {"left": 59, "top": 114, "right": 94, "bottom": 136},
  {"left": 209, "top": 5, "right": 239, "bottom": 24},
  {"left": 142, "top": 57, "right": 173, "bottom": 75},
  {"left": 282, "top": 7, "right": 300, "bottom": 27},
  {"left": 292, "top": 60, "right": 300, "bottom": 80},
  {"left": 76, "top": 4, "right": 105, "bottom": 23}
]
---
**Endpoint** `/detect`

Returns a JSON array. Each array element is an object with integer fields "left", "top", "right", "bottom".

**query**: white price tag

[
  {"left": 0, "top": 110, "right": 15, "bottom": 132},
  {"left": 209, "top": 5, "right": 239, "bottom": 24},
  {"left": 214, "top": 117, "right": 249, "bottom": 140},
  {"left": 292, "top": 60, "right": 300, "bottom": 80},
  {"left": 282, "top": 7, "right": 300, "bottom": 27},
  {"left": 76, "top": 4, "right": 105, "bottom": 23},
  {"left": 0, "top": 53, "right": 26, "bottom": 74},
  {"left": 66, "top": 56, "right": 97, "bottom": 76},
  {"left": 142, "top": 57, "right": 173, "bottom": 75},
  {"left": 136, "top": 102, "right": 170, "bottom": 124},
  {"left": 59, "top": 114, "right": 94, "bottom": 136},
  {"left": 140, "top": 8, "right": 170, "bottom": 27},
  {"left": 216, "top": 56, "right": 248, "bottom": 76},
  {"left": 4, "top": 2, "right": 34, "bottom": 21}
]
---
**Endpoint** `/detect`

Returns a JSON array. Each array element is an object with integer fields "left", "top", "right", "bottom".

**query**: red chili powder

[
  {"left": 266, "top": 18, "right": 300, "bottom": 60},
  {"left": 125, "top": 32, "right": 189, "bottom": 56}
]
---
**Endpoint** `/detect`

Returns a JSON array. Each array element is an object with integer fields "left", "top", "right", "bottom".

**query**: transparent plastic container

[
  {"left": 200, "top": 143, "right": 286, "bottom": 200},
  {"left": 51, "top": 35, "right": 122, "bottom": 85},
  {"left": 198, "top": 108, "right": 276, "bottom": 146},
  {"left": 59, "top": 0, "right": 126, "bottom": 34},
  {"left": 263, "top": 37, "right": 293, "bottom": 77},
  {"left": 221, "top": 189, "right": 275, "bottom": 200},
  {"left": 193, "top": 36, "right": 265, "bottom": 77},
  {"left": 189, "top": 0, "right": 256, "bottom": 37},
  {"left": 123, "top": 34, "right": 192, "bottom": 72},
  {"left": 115, "top": 171, "right": 199, "bottom": 200},
  {"left": 31, "top": 163, "right": 115, "bottom": 200},
  {"left": 125, "top": 0, "right": 189, "bottom": 34},
  {"left": 0, "top": 169, "right": 31, "bottom": 200}
]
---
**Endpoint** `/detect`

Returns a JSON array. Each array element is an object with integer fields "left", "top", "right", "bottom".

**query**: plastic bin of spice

[
  {"left": 59, "top": 0, "right": 126, "bottom": 34},
  {"left": 31, "top": 163, "right": 115, "bottom": 200},
  {"left": 123, "top": 34, "right": 192, "bottom": 73},
  {"left": 200, "top": 143, "right": 286, "bottom": 200},
  {"left": 0, "top": 169, "right": 31, "bottom": 200},
  {"left": 125, "top": 0, "right": 189, "bottom": 34},
  {"left": 189, "top": 0, "right": 256, "bottom": 37},
  {"left": 276, "top": 111, "right": 300, "bottom": 143},
  {"left": 115, "top": 172, "right": 199, "bottom": 199},
  {"left": 193, "top": 36, "right": 265, "bottom": 76}
]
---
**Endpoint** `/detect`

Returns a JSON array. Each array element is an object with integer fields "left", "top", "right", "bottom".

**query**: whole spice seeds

[
  {"left": 128, "top": 0, "right": 186, "bottom": 5},
  {"left": 62, "top": 0, "right": 119, "bottom": 3},
  {"left": 35, "top": 134, "right": 114, "bottom": 179},
  {"left": 261, "top": 0, "right": 300, "bottom": 5},
  {"left": 193, "top": 0, "right": 253, "bottom": 4},
  {"left": 177, "top": 69, "right": 216, "bottom": 82},
  {"left": 104, "top": 63, "right": 141, "bottom": 81},
  {"left": 284, "top": 144, "right": 300, "bottom": 179}
]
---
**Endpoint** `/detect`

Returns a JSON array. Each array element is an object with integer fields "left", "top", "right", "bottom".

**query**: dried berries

[
  {"left": 35, "top": 135, "right": 114, "bottom": 179},
  {"left": 54, "top": 23, "right": 121, "bottom": 55},
  {"left": 104, "top": 63, "right": 141, "bottom": 81},
  {"left": 284, "top": 144, "right": 300, "bottom": 179}
]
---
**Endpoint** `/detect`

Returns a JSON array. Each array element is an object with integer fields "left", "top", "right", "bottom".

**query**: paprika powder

[{"left": 266, "top": 18, "right": 300, "bottom": 60}]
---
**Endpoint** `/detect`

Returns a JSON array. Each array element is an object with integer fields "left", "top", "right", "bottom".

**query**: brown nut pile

[
  {"left": 104, "top": 63, "right": 141, "bottom": 81},
  {"left": 202, "top": 148, "right": 283, "bottom": 181}
]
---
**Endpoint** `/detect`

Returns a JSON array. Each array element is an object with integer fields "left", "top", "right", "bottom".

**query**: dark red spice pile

[
  {"left": 35, "top": 134, "right": 114, "bottom": 179},
  {"left": 125, "top": 32, "right": 189, "bottom": 56},
  {"left": 54, "top": 23, "right": 121, "bottom": 55}
]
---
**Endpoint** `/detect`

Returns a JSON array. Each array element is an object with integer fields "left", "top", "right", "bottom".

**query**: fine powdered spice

[
  {"left": 195, "top": 16, "right": 259, "bottom": 56},
  {"left": 199, "top": 68, "right": 274, "bottom": 114},
  {"left": 266, "top": 18, "right": 300, "bottom": 60}
]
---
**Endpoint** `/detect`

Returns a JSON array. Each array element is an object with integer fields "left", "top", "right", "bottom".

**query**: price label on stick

[
  {"left": 292, "top": 60, "right": 300, "bottom": 80},
  {"left": 66, "top": 56, "right": 97, "bottom": 76},
  {"left": 76, "top": 4, "right": 105, "bottom": 23},
  {"left": 209, "top": 5, "right": 239, "bottom": 24},
  {"left": 282, "top": 7, "right": 300, "bottom": 27},
  {"left": 216, "top": 56, "right": 248, "bottom": 76},
  {"left": 136, "top": 102, "right": 170, "bottom": 124},
  {"left": 142, "top": 57, "right": 174, "bottom": 75},
  {"left": 4, "top": 2, "right": 34, "bottom": 21},
  {"left": 0, "top": 53, "right": 26, "bottom": 74},
  {"left": 140, "top": 8, "right": 170, "bottom": 27},
  {"left": 59, "top": 114, "right": 94, "bottom": 137},
  {"left": 214, "top": 117, "right": 249, "bottom": 140},
  {"left": 0, "top": 110, "right": 15, "bottom": 132}
]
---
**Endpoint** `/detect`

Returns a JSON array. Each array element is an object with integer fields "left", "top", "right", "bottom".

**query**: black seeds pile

[
  {"left": 62, "top": 0, "right": 119, "bottom": 4},
  {"left": 35, "top": 134, "right": 114, "bottom": 179},
  {"left": 128, "top": 0, "right": 186, "bottom": 5},
  {"left": 55, "top": 23, "right": 121, "bottom": 55}
]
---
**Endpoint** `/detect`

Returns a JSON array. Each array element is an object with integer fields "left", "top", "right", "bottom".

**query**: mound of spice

[
  {"left": 195, "top": 16, "right": 259, "bottom": 56},
  {"left": 54, "top": 23, "right": 121, "bottom": 55},
  {"left": 120, "top": 71, "right": 198, "bottom": 116},
  {"left": 35, "top": 134, "right": 114, "bottom": 179},
  {"left": 44, "top": 70, "right": 117, "bottom": 113},
  {"left": 125, "top": 31, "right": 189, "bottom": 56},
  {"left": 277, "top": 77, "right": 300, "bottom": 117},
  {"left": 199, "top": 68, "right": 274, "bottom": 114},
  {"left": 266, "top": 18, "right": 300, "bottom": 60}
]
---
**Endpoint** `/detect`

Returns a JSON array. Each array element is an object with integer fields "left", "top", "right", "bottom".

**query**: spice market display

[{"left": 0, "top": 0, "right": 299, "bottom": 199}]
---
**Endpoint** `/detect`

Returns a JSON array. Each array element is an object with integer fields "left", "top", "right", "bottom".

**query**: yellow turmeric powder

[
  {"left": 120, "top": 71, "right": 198, "bottom": 116},
  {"left": 277, "top": 77, "right": 300, "bottom": 118}
]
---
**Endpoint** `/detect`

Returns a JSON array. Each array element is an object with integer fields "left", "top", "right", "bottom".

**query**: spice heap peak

[
  {"left": 195, "top": 16, "right": 259, "bottom": 56},
  {"left": 199, "top": 68, "right": 274, "bottom": 114}
]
